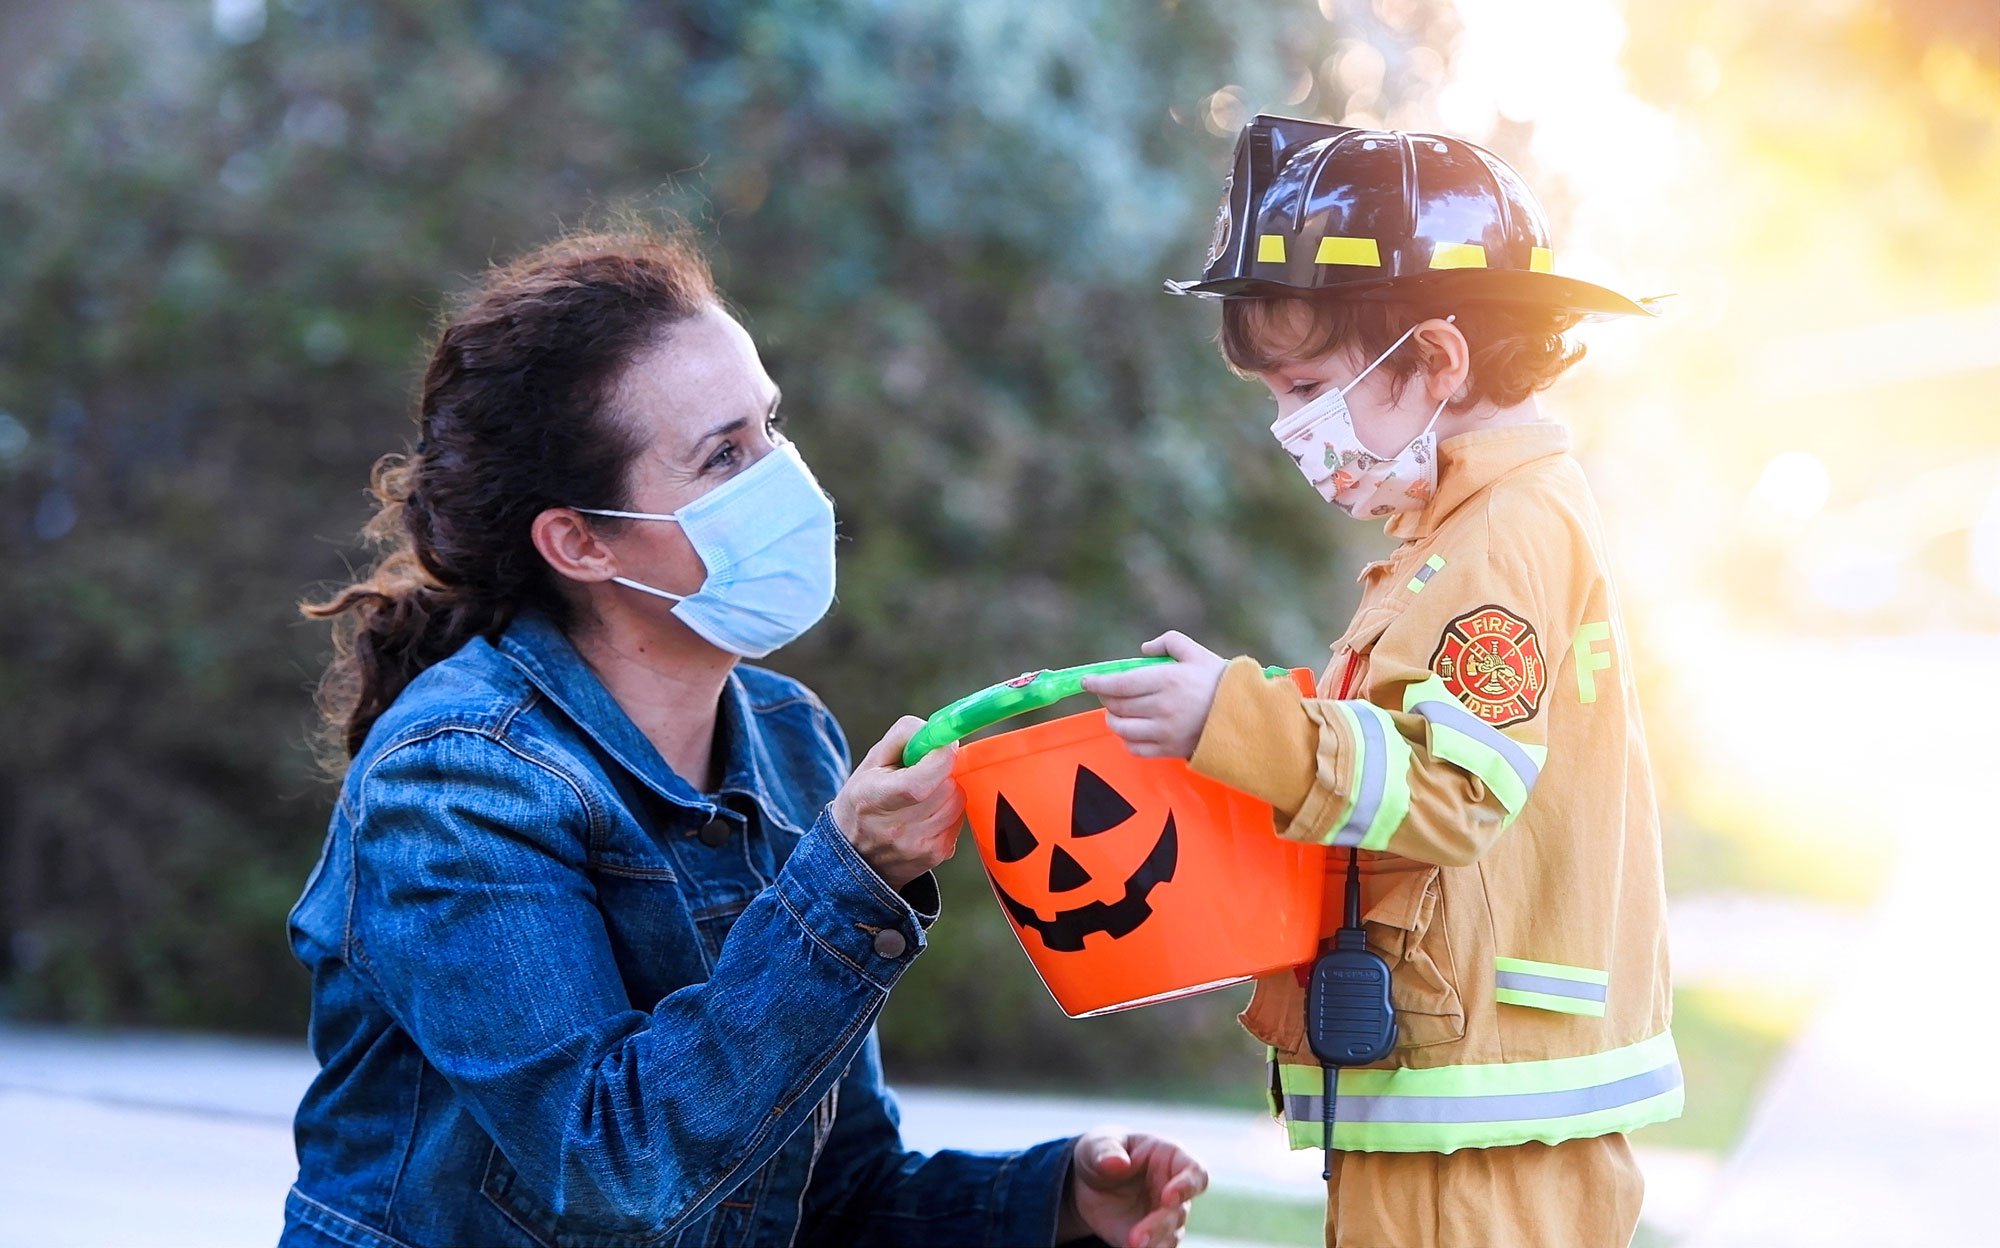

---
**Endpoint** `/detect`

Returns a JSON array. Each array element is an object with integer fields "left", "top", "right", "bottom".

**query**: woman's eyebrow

[{"left": 683, "top": 390, "right": 782, "bottom": 460}]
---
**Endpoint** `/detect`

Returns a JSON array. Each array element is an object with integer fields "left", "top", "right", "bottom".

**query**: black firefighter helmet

[{"left": 1166, "top": 114, "right": 1657, "bottom": 318}]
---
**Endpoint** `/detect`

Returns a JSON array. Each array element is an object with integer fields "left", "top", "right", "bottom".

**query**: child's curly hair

[{"left": 1220, "top": 295, "right": 1586, "bottom": 412}]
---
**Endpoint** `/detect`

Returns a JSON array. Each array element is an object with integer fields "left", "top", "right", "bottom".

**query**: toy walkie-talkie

[{"left": 1304, "top": 847, "right": 1397, "bottom": 1179}]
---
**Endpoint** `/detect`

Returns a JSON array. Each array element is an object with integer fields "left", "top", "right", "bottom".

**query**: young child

[{"left": 1084, "top": 117, "right": 1680, "bottom": 1248}]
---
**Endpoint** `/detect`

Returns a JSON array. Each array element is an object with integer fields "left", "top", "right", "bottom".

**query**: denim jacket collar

[{"left": 494, "top": 609, "right": 795, "bottom": 833}]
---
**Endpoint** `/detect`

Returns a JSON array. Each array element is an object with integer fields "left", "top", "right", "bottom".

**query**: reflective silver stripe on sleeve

[
  {"left": 1331, "top": 704, "right": 1387, "bottom": 848},
  {"left": 1407, "top": 695, "right": 1541, "bottom": 790},
  {"left": 1494, "top": 971, "right": 1609, "bottom": 1004}
]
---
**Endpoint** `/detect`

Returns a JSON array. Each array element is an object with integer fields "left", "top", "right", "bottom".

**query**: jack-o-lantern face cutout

[{"left": 985, "top": 764, "right": 1179, "bottom": 952}]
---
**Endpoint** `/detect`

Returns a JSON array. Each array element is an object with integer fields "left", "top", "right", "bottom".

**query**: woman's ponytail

[{"left": 303, "top": 225, "right": 716, "bottom": 771}]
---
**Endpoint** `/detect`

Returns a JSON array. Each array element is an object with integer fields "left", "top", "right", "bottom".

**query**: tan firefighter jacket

[{"left": 1190, "top": 422, "right": 1681, "bottom": 1154}]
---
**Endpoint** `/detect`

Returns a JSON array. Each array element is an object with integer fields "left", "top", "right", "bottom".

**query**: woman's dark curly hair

[{"left": 303, "top": 225, "right": 715, "bottom": 768}]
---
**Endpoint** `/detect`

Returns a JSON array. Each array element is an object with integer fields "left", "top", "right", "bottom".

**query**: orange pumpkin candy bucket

[{"left": 903, "top": 658, "right": 1328, "bottom": 1017}]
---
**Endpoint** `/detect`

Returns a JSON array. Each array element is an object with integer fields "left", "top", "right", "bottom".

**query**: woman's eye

[
  {"left": 707, "top": 441, "right": 737, "bottom": 471},
  {"left": 766, "top": 409, "right": 787, "bottom": 435}
]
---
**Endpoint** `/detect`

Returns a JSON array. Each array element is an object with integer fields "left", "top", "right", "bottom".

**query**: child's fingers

[
  {"left": 1095, "top": 690, "right": 1174, "bottom": 720},
  {"left": 1141, "top": 630, "right": 1210, "bottom": 661},
  {"left": 1103, "top": 713, "right": 1164, "bottom": 747},
  {"left": 1082, "top": 668, "right": 1170, "bottom": 700}
]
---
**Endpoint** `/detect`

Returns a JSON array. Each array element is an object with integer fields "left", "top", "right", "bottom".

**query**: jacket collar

[
  {"left": 1385, "top": 421, "right": 1571, "bottom": 542},
  {"left": 495, "top": 610, "right": 791, "bottom": 828}
]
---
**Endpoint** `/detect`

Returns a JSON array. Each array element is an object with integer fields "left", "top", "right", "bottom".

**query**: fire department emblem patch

[{"left": 1429, "top": 605, "right": 1547, "bottom": 728}]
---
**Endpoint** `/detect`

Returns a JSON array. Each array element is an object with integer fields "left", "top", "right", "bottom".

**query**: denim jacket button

[
  {"left": 871, "top": 928, "right": 908, "bottom": 959},
  {"left": 697, "top": 818, "right": 730, "bottom": 847}
]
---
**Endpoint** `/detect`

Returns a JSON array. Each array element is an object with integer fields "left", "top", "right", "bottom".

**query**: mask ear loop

[
  {"left": 1338, "top": 313, "right": 1457, "bottom": 398},
  {"left": 608, "top": 576, "right": 688, "bottom": 603},
  {"left": 1415, "top": 314, "right": 1459, "bottom": 436},
  {"left": 572, "top": 507, "right": 692, "bottom": 602}
]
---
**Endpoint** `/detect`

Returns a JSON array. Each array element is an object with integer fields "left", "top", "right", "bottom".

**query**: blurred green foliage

[{"left": 0, "top": 0, "right": 1453, "bottom": 1090}]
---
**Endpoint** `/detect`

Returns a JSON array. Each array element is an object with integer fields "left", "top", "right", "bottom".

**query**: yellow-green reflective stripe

[
  {"left": 1282, "top": 1087, "right": 1683, "bottom": 1152},
  {"left": 1324, "top": 702, "right": 1412, "bottom": 850},
  {"left": 1406, "top": 554, "right": 1447, "bottom": 595},
  {"left": 1402, "top": 675, "right": 1542, "bottom": 817},
  {"left": 1495, "top": 988, "right": 1607, "bottom": 1017},
  {"left": 1319, "top": 702, "right": 1367, "bottom": 846},
  {"left": 1495, "top": 956, "right": 1609, "bottom": 985},
  {"left": 1495, "top": 958, "right": 1608, "bottom": 1016},
  {"left": 1273, "top": 1031, "right": 1684, "bottom": 1152}
]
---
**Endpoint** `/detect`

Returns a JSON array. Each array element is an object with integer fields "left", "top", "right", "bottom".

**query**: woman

[{"left": 282, "top": 227, "right": 1207, "bottom": 1248}]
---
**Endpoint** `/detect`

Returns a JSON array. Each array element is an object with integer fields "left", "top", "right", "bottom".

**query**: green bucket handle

[{"left": 901, "top": 656, "right": 1292, "bottom": 767}]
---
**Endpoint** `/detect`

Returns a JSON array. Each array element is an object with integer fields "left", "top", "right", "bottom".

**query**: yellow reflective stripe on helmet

[
  {"left": 1530, "top": 246, "right": 1555, "bottom": 273},
  {"left": 1429, "top": 242, "right": 1488, "bottom": 270},
  {"left": 1323, "top": 701, "right": 1413, "bottom": 851},
  {"left": 1315, "top": 236, "right": 1382, "bottom": 266},
  {"left": 1258, "top": 234, "right": 1288, "bottom": 263},
  {"left": 1272, "top": 1030, "right": 1683, "bottom": 1152},
  {"left": 1402, "top": 675, "right": 1544, "bottom": 820}
]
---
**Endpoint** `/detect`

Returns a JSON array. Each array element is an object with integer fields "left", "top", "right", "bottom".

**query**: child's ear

[{"left": 1415, "top": 317, "right": 1471, "bottom": 400}]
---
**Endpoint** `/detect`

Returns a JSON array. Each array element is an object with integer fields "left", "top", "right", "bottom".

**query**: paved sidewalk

[
  {"left": 1669, "top": 634, "right": 1999, "bottom": 1246},
  {"left": 0, "top": 1022, "right": 1700, "bottom": 1247}
]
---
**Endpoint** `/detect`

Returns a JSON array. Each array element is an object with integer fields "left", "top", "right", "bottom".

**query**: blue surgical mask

[{"left": 576, "top": 440, "right": 837, "bottom": 659}]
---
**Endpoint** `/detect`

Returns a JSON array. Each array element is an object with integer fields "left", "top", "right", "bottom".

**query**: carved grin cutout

[{"left": 984, "top": 764, "right": 1180, "bottom": 952}]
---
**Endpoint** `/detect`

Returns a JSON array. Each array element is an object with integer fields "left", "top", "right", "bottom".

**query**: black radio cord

[{"left": 1321, "top": 847, "right": 1365, "bottom": 1179}]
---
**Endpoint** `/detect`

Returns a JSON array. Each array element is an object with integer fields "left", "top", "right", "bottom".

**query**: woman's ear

[
  {"left": 1414, "top": 317, "right": 1470, "bottom": 405},
  {"left": 532, "top": 508, "right": 619, "bottom": 586}
]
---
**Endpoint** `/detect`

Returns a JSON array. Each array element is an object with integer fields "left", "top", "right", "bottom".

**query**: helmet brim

[{"left": 1165, "top": 270, "right": 1664, "bottom": 320}]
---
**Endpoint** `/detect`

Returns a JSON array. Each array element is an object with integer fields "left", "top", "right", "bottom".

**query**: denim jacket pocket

[{"left": 481, "top": 1146, "right": 683, "bottom": 1248}]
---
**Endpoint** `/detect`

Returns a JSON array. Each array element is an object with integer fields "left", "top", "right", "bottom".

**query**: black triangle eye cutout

[
  {"left": 1047, "top": 845, "right": 1091, "bottom": 893},
  {"left": 994, "top": 793, "right": 1038, "bottom": 863},
  {"left": 1071, "top": 765, "right": 1137, "bottom": 837}
]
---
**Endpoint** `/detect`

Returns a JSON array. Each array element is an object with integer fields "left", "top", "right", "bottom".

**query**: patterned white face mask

[{"left": 1268, "top": 315, "right": 1454, "bottom": 519}]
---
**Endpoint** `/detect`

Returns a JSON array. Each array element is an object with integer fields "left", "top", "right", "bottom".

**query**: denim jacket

[{"left": 283, "top": 610, "right": 1077, "bottom": 1247}]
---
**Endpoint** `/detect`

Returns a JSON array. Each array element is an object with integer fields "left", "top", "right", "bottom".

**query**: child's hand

[{"left": 1081, "top": 631, "right": 1228, "bottom": 760}]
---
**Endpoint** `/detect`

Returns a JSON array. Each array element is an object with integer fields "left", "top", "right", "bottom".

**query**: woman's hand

[
  {"left": 1080, "top": 631, "right": 1228, "bottom": 761},
  {"left": 1057, "top": 1128, "right": 1209, "bottom": 1248},
  {"left": 830, "top": 716, "right": 964, "bottom": 892}
]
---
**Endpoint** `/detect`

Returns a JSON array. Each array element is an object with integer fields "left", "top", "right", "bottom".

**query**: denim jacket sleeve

[
  {"left": 800, "top": 1030, "right": 1079, "bottom": 1246},
  {"left": 346, "top": 726, "right": 931, "bottom": 1238}
]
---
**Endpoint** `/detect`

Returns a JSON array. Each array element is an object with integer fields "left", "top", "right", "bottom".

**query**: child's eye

[{"left": 1287, "top": 380, "right": 1323, "bottom": 399}]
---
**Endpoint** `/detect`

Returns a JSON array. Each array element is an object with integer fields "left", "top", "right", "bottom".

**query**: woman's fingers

[
  {"left": 901, "top": 776, "right": 966, "bottom": 835},
  {"left": 1129, "top": 1204, "right": 1190, "bottom": 1248},
  {"left": 858, "top": 715, "right": 929, "bottom": 771}
]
